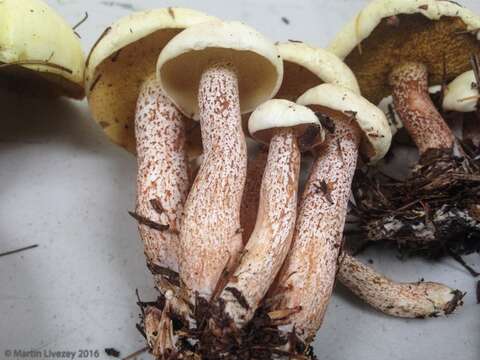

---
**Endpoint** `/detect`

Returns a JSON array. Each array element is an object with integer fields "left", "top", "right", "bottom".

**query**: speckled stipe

[
  {"left": 389, "top": 62, "right": 454, "bottom": 154},
  {"left": 135, "top": 76, "right": 189, "bottom": 273},
  {"left": 338, "top": 253, "right": 464, "bottom": 318},
  {"left": 220, "top": 129, "right": 301, "bottom": 326},
  {"left": 179, "top": 63, "right": 247, "bottom": 300},
  {"left": 269, "top": 118, "right": 361, "bottom": 342}
]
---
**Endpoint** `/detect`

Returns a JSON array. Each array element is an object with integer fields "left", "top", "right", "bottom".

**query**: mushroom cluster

[
  {"left": 329, "top": 0, "right": 480, "bottom": 269},
  {"left": 84, "top": 4, "right": 470, "bottom": 359}
]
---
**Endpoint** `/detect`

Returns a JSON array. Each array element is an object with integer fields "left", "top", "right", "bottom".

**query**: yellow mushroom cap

[
  {"left": 0, "top": 0, "right": 85, "bottom": 99},
  {"left": 157, "top": 20, "right": 284, "bottom": 120},
  {"left": 328, "top": 0, "right": 480, "bottom": 104},
  {"left": 276, "top": 41, "right": 360, "bottom": 100},
  {"left": 298, "top": 83, "right": 392, "bottom": 163},
  {"left": 85, "top": 8, "right": 216, "bottom": 153},
  {"left": 443, "top": 70, "right": 479, "bottom": 113}
]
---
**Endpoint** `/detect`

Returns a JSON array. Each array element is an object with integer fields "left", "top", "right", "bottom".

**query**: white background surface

[{"left": 1, "top": 0, "right": 479, "bottom": 359}]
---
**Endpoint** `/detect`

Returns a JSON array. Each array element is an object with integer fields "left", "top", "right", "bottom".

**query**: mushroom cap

[
  {"left": 0, "top": 0, "right": 85, "bottom": 99},
  {"left": 85, "top": 8, "right": 216, "bottom": 153},
  {"left": 297, "top": 83, "right": 392, "bottom": 163},
  {"left": 443, "top": 70, "right": 478, "bottom": 112},
  {"left": 328, "top": 0, "right": 480, "bottom": 104},
  {"left": 276, "top": 42, "right": 360, "bottom": 100},
  {"left": 248, "top": 99, "right": 324, "bottom": 147},
  {"left": 157, "top": 20, "right": 283, "bottom": 120}
]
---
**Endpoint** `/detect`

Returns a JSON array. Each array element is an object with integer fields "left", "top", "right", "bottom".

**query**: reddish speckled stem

[
  {"left": 269, "top": 117, "right": 361, "bottom": 343},
  {"left": 337, "top": 253, "right": 463, "bottom": 318},
  {"left": 135, "top": 76, "right": 189, "bottom": 275},
  {"left": 179, "top": 63, "right": 246, "bottom": 300},
  {"left": 389, "top": 62, "right": 455, "bottom": 154},
  {"left": 220, "top": 129, "right": 300, "bottom": 325}
]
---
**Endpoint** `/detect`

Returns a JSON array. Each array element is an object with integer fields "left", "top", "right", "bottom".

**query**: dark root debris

[
  {"left": 351, "top": 145, "right": 480, "bottom": 273},
  {"left": 136, "top": 289, "right": 315, "bottom": 359}
]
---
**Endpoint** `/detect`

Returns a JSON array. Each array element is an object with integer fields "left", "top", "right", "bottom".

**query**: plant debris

[
  {"left": 100, "top": 1, "right": 136, "bottom": 11},
  {"left": 128, "top": 211, "right": 169, "bottom": 231},
  {"left": 121, "top": 347, "right": 148, "bottom": 360},
  {"left": 104, "top": 348, "right": 120, "bottom": 358},
  {"left": 136, "top": 287, "right": 316, "bottom": 359},
  {"left": 0, "top": 244, "right": 38, "bottom": 258},
  {"left": 351, "top": 146, "right": 480, "bottom": 270},
  {"left": 72, "top": 12, "right": 88, "bottom": 37}
]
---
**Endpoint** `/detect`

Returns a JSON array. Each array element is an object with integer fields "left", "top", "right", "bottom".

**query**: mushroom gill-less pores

[
  {"left": 0, "top": 0, "right": 84, "bottom": 98},
  {"left": 267, "top": 84, "right": 391, "bottom": 346},
  {"left": 443, "top": 70, "right": 480, "bottom": 147},
  {"left": 157, "top": 21, "right": 283, "bottom": 301},
  {"left": 338, "top": 253, "right": 464, "bottom": 318},
  {"left": 217, "top": 100, "right": 323, "bottom": 327},
  {"left": 329, "top": 0, "right": 480, "bottom": 256},
  {"left": 84, "top": 9, "right": 216, "bottom": 355}
]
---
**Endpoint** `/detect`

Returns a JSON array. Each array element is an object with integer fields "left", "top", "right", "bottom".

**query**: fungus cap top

[
  {"left": 297, "top": 83, "right": 392, "bottom": 163},
  {"left": 277, "top": 42, "right": 360, "bottom": 100},
  {"left": 328, "top": 0, "right": 480, "bottom": 104},
  {"left": 0, "top": 0, "right": 85, "bottom": 99},
  {"left": 157, "top": 20, "right": 284, "bottom": 120},
  {"left": 85, "top": 8, "right": 216, "bottom": 153},
  {"left": 443, "top": 70, "right": 478, "bottom": 113},
  {"left": 248, "top": 99, "right": 324, "bottom": 147}
]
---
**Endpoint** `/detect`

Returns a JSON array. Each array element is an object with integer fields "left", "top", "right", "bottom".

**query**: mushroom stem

[
  {"left": 269, "top": 114, "right": 361, "bottom": 342},
  {"left": 240, "top": 147, "right": 269, "bottom": 242},
  {"left": 220, "top": 129, "right": 300, "bottom": 325},
  {"left": 134, "top": 76, "right": 189, "bottom": 278},
  {"left": 389, "top": 62, "right": 455, "bottom": 154},
  {"left": 179, "top": 62, "right": 246, "bottom": 300},
  {"left": 337, "top": 253, "right": 464, "bottom": 318},
  {"left": 134, "top": 77, "right": 190, "bottom": 356}
]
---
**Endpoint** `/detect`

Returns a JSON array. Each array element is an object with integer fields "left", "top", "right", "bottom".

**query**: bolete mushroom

[
  {"left": 156, "top": 20, "right": 283, "bottom": 301},
  {"left": 84, "top": 9, "right": 216, "bottom": 355},
  {"left": 443, "top": 70, "right": 480, "bottom": 147},
  {"left": 329, "top": 0, "right": 480, "bottom": 258},
  {"left": 218, "top": 99, "right": 323, "bottom": 327},
  {"left": 267, "top": 83, "right": 391, "bottom": 347},
  {"left": 338, "top": 252, "right": 464, "bottom": 318},
  {"left": 0, "top": 0, "right": 85, "bottom": 99}
]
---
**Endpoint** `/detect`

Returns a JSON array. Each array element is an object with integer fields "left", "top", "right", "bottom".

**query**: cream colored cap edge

[
  {"left": 328, "top": 0, "right": 480, "bottom": 60},
  {"left": 277, "top": 42, "right": 361, "bottom": 94},
  {"left": 0, "top": 0, "right": 85, "bottom": 91},
  {"left": 297, "top": 83, "right": 392, "bottom": 162},
  {"left": 443, "top": 70, "right": 478, "bottom": 112},
  {"left": 248, "top": 99, "right": 322, "bottom": 136},
  {"left": 85, "top": 7, "right": 217, "bottom": 93},
  {"left": 157, "top": 20, "right": 283, "bottom": 120}
]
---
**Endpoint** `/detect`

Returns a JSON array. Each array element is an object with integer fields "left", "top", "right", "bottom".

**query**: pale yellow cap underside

[{"left": 157, "top": 20, "right": 284, "bottom": 120}]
